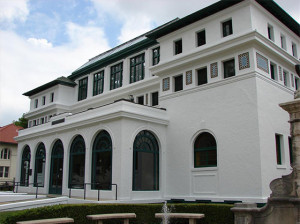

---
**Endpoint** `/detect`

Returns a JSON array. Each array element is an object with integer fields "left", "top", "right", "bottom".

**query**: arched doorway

[
  {"left": 69, "top": 135, "right": 85, "bottom": 189},
  {"left": 91, "top": 130, "right": 112, "bottom": 190},
  {"left": 49, "top": 140, "right": 64, "bottom": 194},
  {"left": 132, "top": 130, "right": 159, "bottom": 191},
  {"left": 20, "top": 145, "right": 31, "bottom": 186},
  {"left": 34, "top": 143, "right": 46, "bottom": 187}
]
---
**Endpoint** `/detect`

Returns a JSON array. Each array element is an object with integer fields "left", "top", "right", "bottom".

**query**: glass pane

[
  {"left": 134, "top": 152, "right": 155, "bottom": 190},
  {"left": 70, "top": 154, "right": 85, "bottom": 188},
  {"left": 93, "top": 151, "right": 112, "bottom": 189}
]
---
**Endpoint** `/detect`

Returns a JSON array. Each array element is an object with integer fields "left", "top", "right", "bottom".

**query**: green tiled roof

[{"left": 23, "top": 76, "right": 76, "bottom": 96}]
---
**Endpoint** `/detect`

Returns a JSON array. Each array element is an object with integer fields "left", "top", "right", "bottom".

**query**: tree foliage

[{"left": 13, "top": 113, "right": 28, "bottom": 129}]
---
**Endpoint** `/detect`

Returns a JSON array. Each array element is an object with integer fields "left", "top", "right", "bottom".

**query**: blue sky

[{"left": 0, "top": 0, "right": 299, "bottom": 127}]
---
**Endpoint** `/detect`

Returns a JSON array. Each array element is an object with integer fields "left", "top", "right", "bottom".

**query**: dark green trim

[
  {"left": 20, "top": 145, "right": 31, "bottom": 186},
  {"left": 146, "top": 0, "right": 300, "bottom": 40},
  {"left": 130, "top": 53, "right": 145, "bottom": 83},
  {"left": 152, "top": 47, "right": 160, "bottom": 66},
  {"left": 91, "top": 130, "right": 112, "bottom": 190},
  {"left": 23, "top": 77, "right": 76, "bottom": 97},
  {"left": 49, "top": 140, "right": 64, "bottom": 195},
  {"left": 133, "top": 130, "right": 159, "bottom": 191},
  {"left": 110, "top": 62, "right": 123, "bottom": 90},
  {"left": 93, "top": 71, "right": 104, "bottom": 96},
  {"left": 34, "top": 143, "right": 46, "bottom": 187},
  {"left": 70, "top": 39, "right": 157, "bottom": 80},
  {"left": 78, "top": 77, "right": 88, "bottom": 101},
  {"left": 69, "top": 135, "right": 86, "bottom": 189}
]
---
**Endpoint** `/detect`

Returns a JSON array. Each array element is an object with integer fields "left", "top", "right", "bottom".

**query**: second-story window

[
  {"left": 110, "top": 62, "right": 123, "bottom": 90},
  {"left": 174, "top": 75, "right": 183, "bottom": 92},
  {"left": 152, "top": 47, "right": 160, "bottom": 65},
  {"left": 78, "top": 77, "right": 88, "bottom": 101},
  {"left": 222, "top": 19, "right": 233, "bottom": 37},
  {"left": 292, "top": 42, "right": 298, "bottom": 58},
  {"left": 34, "top": 99, "right": 38, "bottom": 108},
  {"left": 93, "top": 71, "right": 104, "bottom": 96},
  {"left": 42, "top": 96, "right": 46, "bottom": 105},
  {"left": 50, "top": 92, "right": 54, "bottom": 102},
  {"left": 130, "top": 54, "right": 145, "bottom": 83},
  {"left": 197, "top": 30, "right": 206, "bottom": 47},
  {"left": 268, "top": 24, "right": 274, "bottom": 41},
  {"left": 280, "top": 34, "right": 286, "bottom": 50},
  {"left": 174, "top": 39, "right": 182, "bottom": 55},
  {"left": 223, "top": 59, "right": 235, "bottom": 79}
]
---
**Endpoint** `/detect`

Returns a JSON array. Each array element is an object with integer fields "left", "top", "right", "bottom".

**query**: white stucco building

[{"left": 15, "top": 0, "right": 300, "bottom": 203}]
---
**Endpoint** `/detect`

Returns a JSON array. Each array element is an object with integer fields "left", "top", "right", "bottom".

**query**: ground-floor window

[
  {"left": 34, "top": 143, "right": 46, "bottom": 187},
  {"left": 92, "top": 130, "right": 112, "bottom": 190},
  {"left": 194, "top": 132, "right": 217, "bottom": 168},
  {"left": 20, "top": 145, "right": 31, "bottom": 186},
  {"left": 49, "top": 140, "right": 64, "bottom": 195},
  {"left": 69, "top": 135, "right": 85, "bottom": 189},
  {"left": 133, "top": 130, "right": 159, "bottom": 191}
]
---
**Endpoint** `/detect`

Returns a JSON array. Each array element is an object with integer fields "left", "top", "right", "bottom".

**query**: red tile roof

[{"left": 0, "top": 124, "right": 23, "bottom": 144}]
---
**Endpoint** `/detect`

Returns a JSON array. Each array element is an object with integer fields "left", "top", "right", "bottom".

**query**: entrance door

[{"left": 49, "top": 140, "right": 64, "bottom": 195}]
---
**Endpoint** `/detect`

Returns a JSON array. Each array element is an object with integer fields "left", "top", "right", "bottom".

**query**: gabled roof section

[
  {"left": 146, "top": 0, "right": 300, "bottom": 40},
  {"left": 69, "top": 18, "right": 179, "bottom": 80},
  {"left": 0, "top": 123, "right": 23, "bottom": 144},
  {"left": 23, "top": 76, "right": 76, "bottom": 97}
]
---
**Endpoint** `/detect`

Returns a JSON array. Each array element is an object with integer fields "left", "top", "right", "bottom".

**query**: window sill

[
  {"left": 191, "top": 167, "right": 218, "bottom": 172},
  {"left": 276, "top": 165, "right": 287, "bottom": 169}
]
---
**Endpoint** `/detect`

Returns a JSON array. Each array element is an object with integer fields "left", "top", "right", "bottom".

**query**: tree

[{"left": 13, "top": 114, "right": 28, "bottom": 129}]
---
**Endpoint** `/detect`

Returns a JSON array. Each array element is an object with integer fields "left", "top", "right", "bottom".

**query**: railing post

[
  {"left": 69, "top": 188, "right": 71, "bottom": 198},
  {"left": 84, "top": 183, "right": 86, "bottom": 200},
  {"left": 98, "top": 188, "right": 100, "bottom": 201},
  {"left": 36, "top": 184, "right": 38, "bottom": 199}
]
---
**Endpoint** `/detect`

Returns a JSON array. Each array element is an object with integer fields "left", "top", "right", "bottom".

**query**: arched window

[
  {"left": 133, "top": 130, "right": 159, "bottom": 191},
  {"left": 194, "top": 132, "right": 217, "bottom": 168},
  {"left": 1, "top": 148, "right": 10, "bottom": 159},
  {"left": 20, "top": 145, "right": 31, "bottom": 186},
  {"left": 91, "top": 130, "right": 112, "bottom": 190},
  {"left": 69, "top": 135, "right": 85, "bottom": 189},
  {"left": 34, "top": 143, "right": 46, "bottom": 187},
  {"left": 49, "top": 140, "right": 64, "bottom": 195}
]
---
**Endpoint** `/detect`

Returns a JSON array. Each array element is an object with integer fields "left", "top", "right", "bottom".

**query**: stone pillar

[{"left": 280, "top": 90, "right": 300, "bottom": 198}]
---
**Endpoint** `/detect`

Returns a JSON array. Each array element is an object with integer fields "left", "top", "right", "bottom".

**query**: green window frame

[
  {"left": 194, "top": 132, "right": 217, "bottom": 168},
  {"left": 91, "top": 130, "right": 112, "bottom": 190},
  {"left": 130, "top": 54, "right": 145, "bottom": 83},
  {"left": 152, "top": 47, "right": 160, "bottom": 65},
  {"left": 69, "top": 135, "right": 85, "bottom": 189},
  {"left": 49, "top": 140, "right": 64, "bottom": 195},
  {"left": 174, "top": 39, "right": 182, "bottom": 55},
  {"left": 275, "top": 134, "right": 282, "bottom": 165},
  {"left": 93, "top": 71, "right": 104, "bottom": 96},
  {"left": 20, "top": 145, "right": 31, "bottom": 186},
  {"left": 133, "top": 130, "right": 159, "bottom": 191},
  {"left": 78, "top": 77, "right": 88, "bottom": 101},
  {"left": 223, "top": 59, "right": 235, "bottom": 78},
  {"left": 222, "top": 19, "right": 233, "bottom": 37},
  {"left": 34, "top": 143, "right": 46, "bottom": 187},
  {"left": 110, "top": 63, "right": 123, "bottom": 90}
]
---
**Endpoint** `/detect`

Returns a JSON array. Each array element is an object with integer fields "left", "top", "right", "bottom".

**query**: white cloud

[
  {"left": 90, "top": 0, "right": 219, "bottom": 43},
  {"left": 0, "top": 24, "right": 110, "bottom": 126},
  {"left": 27, "top": 38, "right": 53, "bottom": 48},
  {"left": 0, "top": 0, "right": 29, "bottom": 23}
]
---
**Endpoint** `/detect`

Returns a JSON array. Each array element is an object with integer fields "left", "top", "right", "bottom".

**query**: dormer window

[
  {"left": 152, "top": 47, "right": 160, "bottom": 65},
  {"left": 130, "top": 53, "right": 145, "bottom": 83},
  {"left": 78, "top": 77, "right": 88, "bottom": 101}
]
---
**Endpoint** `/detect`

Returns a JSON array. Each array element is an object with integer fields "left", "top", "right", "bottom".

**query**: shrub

[{"left": 0, "top": 203, "right": 234, "bottom": 224}]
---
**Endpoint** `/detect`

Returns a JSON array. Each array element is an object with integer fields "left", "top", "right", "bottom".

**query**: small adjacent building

[
  {"left": 0, "top": 124, "right": 23, "bottom": 185},
  {"left": 15, "top": 0, "right": 300, "bottom": 203}
]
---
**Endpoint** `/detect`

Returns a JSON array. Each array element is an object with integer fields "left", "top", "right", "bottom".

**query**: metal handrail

[
  {"left": 1, "top": 181, "right": 43, "bottom": 198},
  {"left": 82, "top": 183, "right": 118, "bottom": 201}
]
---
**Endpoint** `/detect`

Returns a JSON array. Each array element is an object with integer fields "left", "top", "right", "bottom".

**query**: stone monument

[{"left": 231, "top": 88, "right": 300, "bottom": 224}]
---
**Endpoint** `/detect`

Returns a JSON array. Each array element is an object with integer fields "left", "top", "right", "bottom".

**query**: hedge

[{"left": 0, "top": 203, "right": 234, "bottom": 224}]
